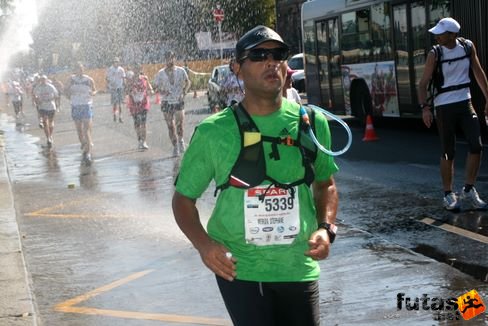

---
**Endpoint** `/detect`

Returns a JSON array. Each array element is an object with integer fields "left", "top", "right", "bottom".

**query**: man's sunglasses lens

[{"left": 247, "top": 48, "right": 289, "bottom": 61}]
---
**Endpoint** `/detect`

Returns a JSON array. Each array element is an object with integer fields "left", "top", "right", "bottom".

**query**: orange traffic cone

[
  {"left": 154, "top": 92, "right": 160, "bottom": 104},
  {"left": 362, "top": 115, "right": 379, "bottom": 141}
]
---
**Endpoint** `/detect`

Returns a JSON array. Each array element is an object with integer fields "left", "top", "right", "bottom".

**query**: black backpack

[{"left": 428, "top": 37, "right": 472, "bottom": 103}]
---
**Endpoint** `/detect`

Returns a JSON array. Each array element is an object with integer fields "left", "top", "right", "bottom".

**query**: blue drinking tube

[{"left": 299, "top": 104, "right": 352, "bottom": 156}]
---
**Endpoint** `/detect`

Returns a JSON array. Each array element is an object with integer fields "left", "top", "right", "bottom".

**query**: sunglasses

[{"left": 240, "top": 47, "right": 290, "bottom": 62}]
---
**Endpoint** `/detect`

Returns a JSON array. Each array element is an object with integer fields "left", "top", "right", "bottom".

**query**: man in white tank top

[
  {"left": 66, "top": 62, "right": 97, "bottom": 164},
  {"left": 418, "top": 17, "right": 488, "bottom": 211},
  {"left": 106, "top": 57, "right": 126, "bottom": 123},
  {"left": 154, "top": 51, "right": 191, "bottom": 156}
]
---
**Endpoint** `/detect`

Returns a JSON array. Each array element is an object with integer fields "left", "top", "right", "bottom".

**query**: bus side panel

[{"left": 343, "top": 61, "right": 399, "bottom": 117}]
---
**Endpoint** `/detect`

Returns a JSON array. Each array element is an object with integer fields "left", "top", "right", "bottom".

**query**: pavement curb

[{"left": 0, "top": 129, "right": 37, "bottom": 326}]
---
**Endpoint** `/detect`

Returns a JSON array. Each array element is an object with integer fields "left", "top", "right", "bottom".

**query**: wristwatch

[
  {"left": 317, "top": 222, "right": 337, "bottom": 243},
  {"left": 419, "top": 103, "right": 430, "bottom": 110}
]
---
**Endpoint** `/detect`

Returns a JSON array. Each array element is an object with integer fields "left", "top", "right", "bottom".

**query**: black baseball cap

[{"left": 235, "top": 25, "right": 289, "bottom": 60}]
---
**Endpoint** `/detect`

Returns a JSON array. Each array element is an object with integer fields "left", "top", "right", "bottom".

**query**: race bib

[{"left": 244, "top": 185, "right": 299, "bottom": 246}]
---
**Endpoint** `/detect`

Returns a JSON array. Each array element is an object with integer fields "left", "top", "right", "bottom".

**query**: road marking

[
  {"left": 26, "top": 212, "right": 132, "bottom": 218},
  {"left": 420, "top": 217, "right": 488, "bottom": 244},
  {"left": 25, "top": 196, "right": 137, "bottom": 219},
  {"left": 25, "top": 196, "right": 104, "bottom": 218},
  {"left": 54, "top": 269, "right": 231, "bottom": 325}
]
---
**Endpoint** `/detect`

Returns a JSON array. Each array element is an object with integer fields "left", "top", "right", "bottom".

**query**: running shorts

[
  {"left": 110, "top": 88, "right": 124, "bottom": 105},
  {"left": 435, "top": 99, "right": 482, "bottom": 160},
  {"left": 161, "top": 101, "right": 184, "bottom": 113},
  {"left": 216, "top": 276, "right": 320, "bottom": 326},
  {"left": 39, "top": 109, "right": 55, "bottom": 119},
  {"left": 71, "top": 104, "right": 93, "bottom": 120}
]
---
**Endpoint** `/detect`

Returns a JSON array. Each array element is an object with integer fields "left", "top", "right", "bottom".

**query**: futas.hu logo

[{"left": 397, "top": 293, "right": 460, "bottom": 321}]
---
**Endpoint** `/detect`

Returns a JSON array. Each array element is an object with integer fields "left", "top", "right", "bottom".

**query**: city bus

[{"left": 301, "top": 0, "right": 488, "bottom": 123}]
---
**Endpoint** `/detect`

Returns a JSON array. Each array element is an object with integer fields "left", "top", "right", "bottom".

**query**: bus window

[
  {"left": 330, "top": 18, "right": 345, "bottom": 111},
  {"left": 358, "top": 9, "right": 371, "bottom": 63},
  {"left": 341, "top": 12, "right": 358, "bottom": 63},
  {"left": 429, "top": 0, "right": 450, "bottom": 43},
  {"left": 303, "top": 19, "right": 316, "bottom": 65},
  {"left": 411, "top": 1, "right": 427, "bottom": 98},
  {"left": 317, "top": 21, "right": 331, "bottom": 107},
  {"left": 303, "top": 18, "right": 321, "bottom": 105},
  {"left": 371, "top": 3, "right": 392, "bottom": 61},
  {"left": 341, "top": 9, "right": 371, "bottom": 64},
  {"left": 393, "top": 4, "right": 411, "bottom": 106}
]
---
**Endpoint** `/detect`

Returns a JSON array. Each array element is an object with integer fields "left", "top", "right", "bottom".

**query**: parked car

[
  {"left": 287, "top": 53, "right": 306, "bottom": 93},
  {"left": 207, "top": 64, "right": 230, "bottom": 110}
]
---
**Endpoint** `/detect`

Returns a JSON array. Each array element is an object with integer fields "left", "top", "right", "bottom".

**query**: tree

[
  {"left": 195, "top": 0, "right": 275, "bottom": 38},
  {"left": 28, "top": 0, "right": 277, "bottom": 69},
  {"left": 0, "top": 0, "right": 14, "bottom": 14},
  {"left": 0, "top": 0, "right": 14, "bottom": 32},
  {"left": 120, "top": 0, "right": 276, "bottom": 58}
]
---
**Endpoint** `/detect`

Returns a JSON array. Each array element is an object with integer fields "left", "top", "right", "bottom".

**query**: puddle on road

[{"left": 414, "top": 243, "right": 488, "bottom": 282}]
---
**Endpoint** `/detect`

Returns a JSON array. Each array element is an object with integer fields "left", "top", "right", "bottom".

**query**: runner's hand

[
  {"left": 422, "top": 108, "right": 433, "bottom": 128},
  {"left": 305, "top": 229, "right": 331, "bottom": 260},
  {"left": 197, "top": 241, "right": 237, "bottom": 281}
]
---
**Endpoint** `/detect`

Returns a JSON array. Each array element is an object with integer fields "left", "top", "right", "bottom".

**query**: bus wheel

[{"left": 350, "top": 81, "right": 372, "bottom": 125}]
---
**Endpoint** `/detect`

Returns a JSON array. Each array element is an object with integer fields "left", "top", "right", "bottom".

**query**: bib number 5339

[{"left": 264, "top": 197, "right": 294, "bottom": 212}]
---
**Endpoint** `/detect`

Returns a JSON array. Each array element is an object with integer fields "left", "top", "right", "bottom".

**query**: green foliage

[
  {"left": 28, "top": 0, "right": 277, "bottom": 70},
  {"left": 0, "top": 0, "right": 14, "bottom": 14},
  {"left": 201, "top": 0, "right": 276, "bottom": 36}
]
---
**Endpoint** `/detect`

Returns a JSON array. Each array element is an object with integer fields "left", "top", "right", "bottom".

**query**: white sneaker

[
  {"left": 178, "top": 139, "right": 186, "bottom": 153},
  {"left": 460, "top": 187, "right": 488, "bottom": 210},
  {"left": 173, "top": 146, "right": 180, "bottom": 156},
  {"left": 443, "top": 192, "right": 460, "bottom": 211},
  {"left": 142, "top": 141, "right": 149, "bottom": 150},
  {"left": 82, "top": 152, "right": 92, "bottom": 165}
]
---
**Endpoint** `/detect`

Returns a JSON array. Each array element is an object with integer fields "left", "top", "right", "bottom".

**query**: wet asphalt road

[
  {"left": 0, "top": 92, "right": 487, "bottom": 325},
  {"left": 333, "top": 117, "right": 488, "bottom": 281}
]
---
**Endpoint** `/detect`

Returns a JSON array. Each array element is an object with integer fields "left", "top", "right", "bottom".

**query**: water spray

[
  {"left": 300, "top": 104, "right": 352, "bottom": 156},
  {"left": 0, "top": 0, "right": 41, "bottom": 79}
]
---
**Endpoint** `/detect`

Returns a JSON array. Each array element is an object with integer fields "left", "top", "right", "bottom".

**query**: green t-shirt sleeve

[
  {"left": 175, "top": 126, "right": 215, "bottom": 199},
  {"left": 312, "top": 111, "right": 339, "bottom": 181},
  {"left": 175, "top": 111, "right": 240, "bottom": 198}
]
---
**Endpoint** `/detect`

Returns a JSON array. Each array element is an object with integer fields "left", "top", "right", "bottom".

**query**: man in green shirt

[{"left": 173, "top": 25, "right": 339, "bottom": 326}]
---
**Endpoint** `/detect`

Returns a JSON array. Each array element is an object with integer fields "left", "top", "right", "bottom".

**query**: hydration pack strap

[
  {"left": 214, "top": 103, "right": 317, "bottom": 197},
  {"left": 439, "top": 53, "right": 471, "bottom": 65},
  {"left": 261, "top": 135, "right": 299, "bottom": 161},
  {"left": 436, "top": 82, "right": 471, "bottom": 95}
]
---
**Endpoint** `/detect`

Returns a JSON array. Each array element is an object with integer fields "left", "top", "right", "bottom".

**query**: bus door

[
  {"left": 316, "top": 18, "right": 344, "bottom": 112},
  {"left": 392, "top": 1, "right": 426, "bottom": 116}
]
